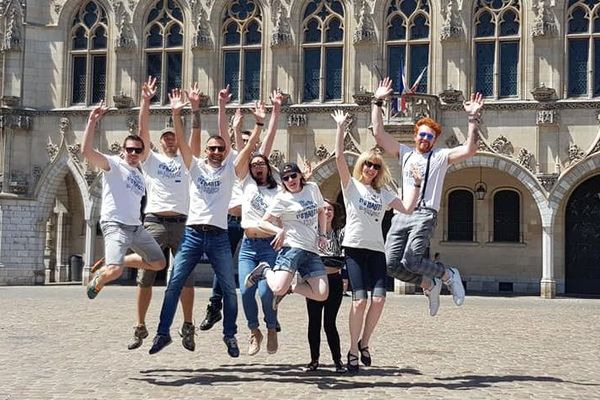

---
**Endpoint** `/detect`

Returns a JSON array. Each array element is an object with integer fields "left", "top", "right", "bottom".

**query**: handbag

[{"left": 320, "top": 256, "right": 345, "bottom": 269}]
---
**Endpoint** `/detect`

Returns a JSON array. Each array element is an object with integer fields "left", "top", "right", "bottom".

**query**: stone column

[
  {"left": 540, "top": 224, "right": 556, "bottom": 298},
  {"left": 0, "top": 128, "right": 13, "bottom": 193},
  {"left": 54, "top": 211, "right": 68, "bottom": 282},
  {"left": 44, "top": 217, "right": 56, "bottom": 283},
  {"left": 83, "top": 219, "right": 97, "bottom": 285}
]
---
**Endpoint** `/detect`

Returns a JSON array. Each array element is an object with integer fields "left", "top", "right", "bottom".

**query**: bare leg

[
  {"left": 264, "top": 270, "right": 295, "bottom": 295},
  {"left": 294, "top": 276, "right": 328, "bottom": 301},
  {"left": 123, "top": 253, "right": 165, "bottom": 271},
  {"left": 360, "top": 297, "right": 386, "bottom": 347},
  {"left": 136, "top": 286, "right": 152, "bottom": 325},
  {"left": 95, "top": 265, "right": 124, "bottom": 289},
  {"left": 348, "top": 299, "right": 367, "bottom": 354},
  {"left": 180, "top": 287, "right": 195, "bottom": 323}
]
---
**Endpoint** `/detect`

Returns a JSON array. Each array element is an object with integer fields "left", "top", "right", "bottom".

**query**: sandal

[
  {"left": 347, "top": 351, "right": 359, "bottom": 373},
  {"left": 304, "top": 360, "right": 319, "bottom": 372},
  {"left": 358, "top": 339, "right": 372, "bottom": 366}
]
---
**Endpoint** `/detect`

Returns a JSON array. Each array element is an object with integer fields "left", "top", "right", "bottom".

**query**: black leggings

[{"left": 305, "top": 273, "right": 343, "bottom": 363}]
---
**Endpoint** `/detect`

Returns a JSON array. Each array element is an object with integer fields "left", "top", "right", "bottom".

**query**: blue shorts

[{"left": 273, "top": 247, "right": 326, "bottom": 279}]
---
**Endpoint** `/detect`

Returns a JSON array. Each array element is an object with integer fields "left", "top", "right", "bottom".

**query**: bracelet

[
  {"left": 414, "top": 184, "right": 421, "bottom": 188},
  {"left": 372, "top": 99, "right": 384, "bottom": 107},
  {"left": 192, "top": 110, "right": 201, "bottom": 129},
  {"left": 318, "top": 233, "right": 327, "bottom": 238},
  {"left": 255, "top": 121, "right": 264, "bottom": 126}
]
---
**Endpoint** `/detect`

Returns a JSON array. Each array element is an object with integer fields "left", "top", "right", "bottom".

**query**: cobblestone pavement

[{"left": 1, "top": 286, "right": 599, "bottom": 400}]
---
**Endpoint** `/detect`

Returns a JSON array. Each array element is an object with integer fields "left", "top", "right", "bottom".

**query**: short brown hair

[{"left": 414, "top": 117, "right": 442, "bottom": 138}]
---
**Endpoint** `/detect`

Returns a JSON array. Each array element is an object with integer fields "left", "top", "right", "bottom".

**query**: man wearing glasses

[
  {"left": 81, "top": 101, "right": 166, "bottom": 300},
  {"left": 371, "top": 77, "right": 484, "bottom": 317}
]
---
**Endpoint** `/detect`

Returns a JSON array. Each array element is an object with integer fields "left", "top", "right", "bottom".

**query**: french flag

[{"left": 393, "top": 62, "right": 427, "bottom": 114}]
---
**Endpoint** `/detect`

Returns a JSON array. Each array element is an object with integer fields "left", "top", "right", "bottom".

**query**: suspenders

[{"left": 402, "top": 150, "right": 433, "bottom": 208}]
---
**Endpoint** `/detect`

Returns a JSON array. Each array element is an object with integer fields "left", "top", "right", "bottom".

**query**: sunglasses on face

[
  {"left": 282, "top": 173, "right": 298, "bottom": 182},
  {"left": 207, "top": 145, "right": 226, "bottom": 153},
  {"left": 251, "top": 161, "right": 267, "bottom": 168},
  {"left": 418, "top": 131, "right": 436, "bottom": 141},
  {"left": 125, "top": 147, "right": 143, "bottom": 155},
  {"left": 364, "top": 161, "right": 382, "bottom": 171}
]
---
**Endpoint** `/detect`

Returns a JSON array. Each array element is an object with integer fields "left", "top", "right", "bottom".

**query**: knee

[
  {"left": 352, "top": 298, "right": 368, "bottom": 310},
  {"left": 371, "top": 296, "right": 386, "bottom": 307},
  {"left": 149, "top": 258, "right": 166, "bottom": 271},
  {"left": 104, "top": 265, "right": 123, "bottom": 280}
]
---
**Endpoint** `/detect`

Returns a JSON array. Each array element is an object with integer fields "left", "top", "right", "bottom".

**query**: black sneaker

[
  {"left": 178, "top": 322, "right": 195, "bottom": 352},
  {"left": 223, "top": 336, "right": 240, "bottom": 358},
  {"left": 148, "top": 334, "right": 172, "bottom": 355},
  {"left": 199, "top": 303, "right": 222, "bottom": 331},
  {"left": 127, "top": 325, "right": 149, "bottom": 350}
]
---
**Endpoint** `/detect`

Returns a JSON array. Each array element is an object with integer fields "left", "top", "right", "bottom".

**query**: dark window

[
  {"left": 499, "top": 41, "right": 518, "bottom": 97},
  {"left": 475, "top": 42, "right": 495, "bottom": 97},
  {"left": 568, "top": 38, "right": 589, "bottom": 96},
  {"left": 303, "top": 48, "right": 321, "bottom": 101},
  {"left": 493, "top": 190, "right": 520, "bottom": 242},
  {"left": 566, "top": 0, "right": 600, "bottom": 97},
  {"left": 447, "top": 190, "right": 474, "bottom": 241}
]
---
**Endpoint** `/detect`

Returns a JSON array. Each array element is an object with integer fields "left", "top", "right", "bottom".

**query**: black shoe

[
  {"left": 223, "top": 336, "right": 240, "bottom": 358},
  {"left": 178, "top": 322, "right": 196, "bottom": 352},
  {"left": 304, "top": 360, "right": 319, "bottom": 372},
  {"left": 148, "top": 334, "right": 172, "bottom": 355},
  {"left": 199, "top": 303, "right": 222, "bottom": 331},
  {"left": 276, "top": 321, "right": 282, "bottom": 333},
  {"left": 334, "top": 360, "right": 347, "bottom": 374},
  {"left": 127, "top": 325, "right": 149, "bottom": 350},
  {"left": 347, "top": 351, "right": 359, "bottom": 374},
  {"left": 358, "top": 339, "right": 372, "bottom": 366}
]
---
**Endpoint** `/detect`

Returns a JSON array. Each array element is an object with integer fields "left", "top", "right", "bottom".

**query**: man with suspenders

[{"left": 371, "top": 77, "right": 484, "bottom": 317}]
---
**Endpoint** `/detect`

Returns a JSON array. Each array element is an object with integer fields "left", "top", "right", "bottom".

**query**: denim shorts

[
  {"left": 100, "top": 221, "right": 165, "bottom": 267},
  {"left": 273, "top": 247, "right": 326, "bottom": 279},
  {"left": 345, "top": 247, "right": 388, "bottom": 300}
]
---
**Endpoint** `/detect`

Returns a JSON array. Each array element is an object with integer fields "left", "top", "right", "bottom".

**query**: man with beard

[
  {"left": 371, "top": 77, "right": 484, "bottom": 317},
  {"left": 149, "top": 86, "right": 246, "bottom": 357},
  {"left": 82, "top": 102, "right": 166, "bottom": 299}
]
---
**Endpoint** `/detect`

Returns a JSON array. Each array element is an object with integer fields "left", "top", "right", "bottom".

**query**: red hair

[{"left": 414, "top": 117, "right": 442, "bottom": 138}]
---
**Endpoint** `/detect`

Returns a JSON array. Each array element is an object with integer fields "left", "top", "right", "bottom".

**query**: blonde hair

[{"left": 352, "top": 149, "right": 392, "bottom": 191}]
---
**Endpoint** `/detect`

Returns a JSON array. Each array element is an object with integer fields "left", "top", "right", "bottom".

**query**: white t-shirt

[
  {"left": 100, "top": 155, "right": 145, "bottom": 225},
  {"left": 240, "top": 174, "right": 280, "bottom": 229},
  {"left": 267, "top": 182, "right": 324, "bottom": 254},
  {"left": 228, "top": 150, "right": 243, "bottom": 209},
  {"left": 342, "top": 177, "right": 397, "bottom": 253},
  {"left": 399, "top": 144, "right": 451, "bottom": 211},
  {"left": 142, "top": 151, "right": 189, "bottom": 216},
  {"left": 186, "top": 153, "right": 236, "bottom": 229}
]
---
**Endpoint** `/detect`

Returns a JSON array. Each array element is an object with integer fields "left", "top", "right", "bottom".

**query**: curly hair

[{"left": 414, "top": 117, "right": 442, "bottom": 138}]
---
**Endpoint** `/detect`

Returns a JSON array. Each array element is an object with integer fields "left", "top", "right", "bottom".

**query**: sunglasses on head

[
  {"left": 418, "top": 131, "right": 436, "bottom": 141},
  {"left": 282, "top": 172, "right": 298, "bottom": 182},
  {"left": 251, "top": 161, "right": 267, "bottom": 168},
  {"left": 364, "top": 160, "right": 382, "bottom": 171},
  {"left": 125, "top": 147, "right": 143, "bottom": 155},
  {"left": 207, "top": 145, "right": 226, "bottom": 153}
]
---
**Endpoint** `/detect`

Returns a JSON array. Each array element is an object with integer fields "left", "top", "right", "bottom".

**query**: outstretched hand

[
  {"left": 374, "top": 77, "right": 394, "bottom": 100},
  {"left": 251, "top": 101, "right": 266, "bottom": 124},
  {"left": 232, "top": 108, "right": 244, "bottom": 131},
  {"left": 270, "top": 89, "right": 284, "bottom": 110},
  {"left": 410, "top": 163, "right": 423, "bottom": 187},
  {"left": 88, "top": 100, "right": 109, "bottom": 123},
  {"left": 218, "top": 85, "right": 232, "bottom": 105},
  {"left": 463, "top": 92, "right": 484, "bottom": 117},
  {"left": 330, "top": 109, "right": 349, "bottom": 126},
  {"left": 141, "top": 76, "right": 157, "bottom": 101},
  {"left": 168, "top": 88, "right": 189, "bottom": 115},
  {"left": 188, "top": 82, "right": 203, "bottom": 111}
]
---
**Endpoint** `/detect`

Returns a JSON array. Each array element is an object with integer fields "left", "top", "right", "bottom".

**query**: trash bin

[{"left": 69, "top": 254, "right": 83, "bottom": 282}]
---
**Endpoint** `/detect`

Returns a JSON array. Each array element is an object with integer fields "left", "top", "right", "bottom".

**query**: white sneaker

[
  {"left": 445, "top": 267, "right": 465, "bottom": 306},
  {"left": 423, "top": 277, "right": 442, "bottom": 317}
]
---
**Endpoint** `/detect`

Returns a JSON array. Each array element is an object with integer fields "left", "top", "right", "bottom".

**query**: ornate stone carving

[
  {"left": 0, "top": 1, "right": 25, "bottom": 52},
  {"left": 110, "top": 141, "right": 121, "bottom": 154},
  {"left": 85, "top": 170, "right": 98, "bottom": 186},
  {"left": 517, "top": 148, "right": 535, "bottom": 172},
  {"left": 128, "top": 117, "right": 138, "bottom": 134},
  {"left": 531, "top": 0, "right": 556, "bottom": 38},
  {"left": 198, "top": 93, "right": 211, "bottom": 107},
  {"left": 537, "top": 174, "right": 558, "bottom": 191},
  {"left": 32, "top": 165, "right": 42, "bottom": 187},
  {"left": 1, "top": 95, "right": 19, "bottom": 107},
  {"left": 47, "top": 140, "right": 59, "bottom": 162},
  {"left": 537, "top": 110, "right": 559, "bottom": 126},
  {"left": 477, "top": 138, "right": 494, "bottom": 153},
  {"left": 491, "top": 135, "right": 513, "bottom": 156},
  {"left": 353, "top": 0, "right": 376, "bottom": 44},
  {"left": 567, "top": 144, "right": 584, "bottom": 166},
  {"left": 59, "top": 117, "right": 71, "bottom": 136},
  {"left": 352, "top": 89, "right": 373, "bottom": 106},
  {"left": 113, "top": 92, "right": 133, "bottom": 109},
  {"left": 269, "top": 149, "right": 285, "bottom": 170},
  {"left": 8, "top": 170, "right": 27, "bottom": 194},
  {"left": 0, "top": 114, "right": 32, "bottom": 130},
  {"left": 315, "top": 144, "right": 330, "bottom": 161},
  {"left": 343, "top": 113, "right": 360, "bottom": 153},
  {"left": 445, "top": 134, "right": 459, "bottom": 148},
  {"left": 114, "top": 2, "right": 135, "bottom": 50},
  {"left": 288, "top": 113, "right": 307, "bottom": 127},
  {"left": 271, "top": 0, "right": 292, "bottom": 46},
  {"left": 531, "top": 84, "right": 557, "bottom": 102},
  {"left": 68, "top": 143, "right": 81, "bottom": 163},
  {"left": 440, "top": 0, "right": 463, "bottom": 41},
  {"left": 191, "top": 0, "right": 213, "bottom": 50},
  {"left": 439, "top": 86, "right": 463, "bottom": 104}
]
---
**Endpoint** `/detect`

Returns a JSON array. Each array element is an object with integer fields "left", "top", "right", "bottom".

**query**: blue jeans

[
  {"left": 210, "top": 215, "right": 244, "bottom": 306},
  {"left": 157, "top": 226, "right": 238, "bottom": 338},
  {"left": 237, "top": 236, "right": 278, "bottom": 330}
]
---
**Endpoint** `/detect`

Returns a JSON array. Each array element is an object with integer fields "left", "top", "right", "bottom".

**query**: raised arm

[
  {"left": 235, "top": 101, "right": 265, "bottom": 179},
  {"left": 448, "top": 92, "right": 484, "bottom": 164},
  {"left": 81, "top": 101, "right": 110, "bottom": 171},
  {"left": 389, "top": 163, "right": 423, "bottom": 214},
  {"left": 260, "top": 90, "right": 283, "bottom": 156},
  {"left": 231, "top": 108, "right": 244, "bottom": 151},
  {"left": 331, "top": 110, "right": 351, "bottom": 189},
  {"left": 138, "top": 76, "right": 157, "bottom": 161},
  {"left": 372, "top": 77, "right": 400, "bottom": 158},
  {"left": 168, "top": 89, "right": 192, "bottom": 169},
  {"left": 217, "top": 85, "right": 232, "bottom": 153},
  {"left": 188, "top": 82, "right": 203, "bottom": 157}
]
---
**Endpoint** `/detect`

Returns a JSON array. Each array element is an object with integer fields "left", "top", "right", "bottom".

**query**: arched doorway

[{"left": 565, "top": 175, "right": 600, "bottom": 295}]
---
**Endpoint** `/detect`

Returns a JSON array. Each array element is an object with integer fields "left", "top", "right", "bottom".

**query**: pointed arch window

[
  {"left": 302, "top": 0, "right": 345, "bottom": 102},
  {"left": 385, "top": 0, "right": 430, "bottom": 95},
  {"left": 144, "top": 0, "right": 184, "bottom": 104},
  {"left": 222, "top": 0, "right": 263, "bottom": 103},
  {"left": 69, "top": 1, "right": 108, "bottom": 105},
  {"left": 447, "top": 190, "right": 474, "bottom": 241},
  {"left": 566, "top": 0, "right": 600, "bottom": 97},
  {"left": 473, "top": 0, "right": 521, "bottom": 98}
]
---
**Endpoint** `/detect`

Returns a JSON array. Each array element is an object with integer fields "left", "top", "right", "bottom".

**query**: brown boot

[
  {"left": 248, "top": 329, "right": 263, "bottom": 356},
  {"left": 266, "top": 328, "right": 278, "bottom": 354}
]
